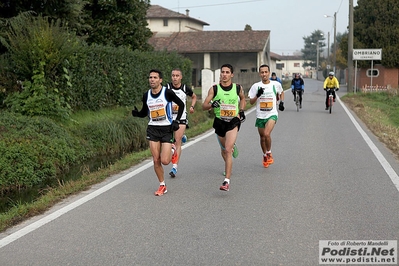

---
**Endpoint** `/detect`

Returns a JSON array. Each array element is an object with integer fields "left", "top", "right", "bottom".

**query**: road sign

[{"left": 353, "top": 49, "right": 382, "bottom": 60}]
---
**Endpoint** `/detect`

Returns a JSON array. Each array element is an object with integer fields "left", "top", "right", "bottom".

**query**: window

[
  {"left": 163, "top": 19, "right": 168, "bottom": 26},
  {"left": 294, "top": 63, "right": 300, "bottom": 67},
  {"left": 366, "top": 69, "right": 379, "bottom": 77},
  {"left": 276, "top": 63, "right": 284, "bottom": 69},
  {"left": 240, "top": 69, "right": 248, "bottom": 73}
]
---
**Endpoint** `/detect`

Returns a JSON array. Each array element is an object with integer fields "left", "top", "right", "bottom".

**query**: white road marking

[{"left": 338, "top": 97, "right": 399, "bottom": 192}]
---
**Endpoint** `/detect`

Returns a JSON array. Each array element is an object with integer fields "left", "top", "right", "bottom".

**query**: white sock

[
  {"left": 173, "top": 164, "right": 178, "bottom": 168},
  {"left": 224, "top": 178, "right": 230, "bottom": 184},
  {"left": 160, "top": 181, "right": 165, "bottom": 186}
]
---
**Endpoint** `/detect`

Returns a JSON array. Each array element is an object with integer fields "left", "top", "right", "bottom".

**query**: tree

[
  {"left": 301, "top": 30, "right": 326, "bottom": 68},
  {"left": 84, "top": 0, "right": 153, "bottom": 50},
  {"left": 0, "top": 0, "right": 88, "bottom": 34},
  {"left": 244, "top": 24, "right": 252, "bottom": 31},
  {"left": 350, "top": 0, "right": 399, "bottom": 67}
]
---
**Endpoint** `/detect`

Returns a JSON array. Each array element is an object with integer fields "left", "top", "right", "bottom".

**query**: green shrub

[
  {"left": 67, "top": 46, "right": 192, "bottom": 111},
  {"left": 72, "top": 114, "right": 148, "bottom": 155},
  {"left": 0, "top": 14, "right": 81, "bottom": 120},
  {"left": 0, "top": 112, "right": 88, "bottom": 192}
]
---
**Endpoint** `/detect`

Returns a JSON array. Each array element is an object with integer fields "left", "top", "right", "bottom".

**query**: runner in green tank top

[{"left": 202, "top": 64, "right": 246, "bottom": 192}]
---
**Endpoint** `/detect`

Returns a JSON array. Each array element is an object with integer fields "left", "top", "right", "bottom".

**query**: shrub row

[
  {"left": 0, "top": 109, "right": 150, "bottom": 194},
  {"left": 67, "top": 45, "right": 193, "bottom": 111}
]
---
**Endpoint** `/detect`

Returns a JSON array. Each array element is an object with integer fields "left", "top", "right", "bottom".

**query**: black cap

[{"left": 272, "top": 72, "right": 276, "bottom": 76}]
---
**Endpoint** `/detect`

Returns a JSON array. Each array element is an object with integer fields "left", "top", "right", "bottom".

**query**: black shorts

[
  {"left": 213, "top": 117, "right": 241, "bottom": 137},
  {"left": 146, "top": 125, "right": 174, "bottom": 143},
  {"left": 178, "top": 119, "right": 189, "bottom": 129}
]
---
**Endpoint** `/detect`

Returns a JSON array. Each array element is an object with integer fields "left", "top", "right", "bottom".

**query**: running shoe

[
  {"left": 182, "top": 134, "right": 187, "bottom": 144},
  {"left": 232, "top": 143, "right": 239, "bottom": 158},
  {"left": 325, "top": 107, "right": 329, "bottom": 110},
  {"left": 266, "top": 153, "right": 274, "bottom": 164},
  {"left": 220, "top": 181, "right": 229, "bottom": 191},
  {"left": 262, "top": 155, "right": 269, "bottom": 168},
  {"left": 171, "top": 144, "right": 178, "bottom": 164},
  {"left": 169, "top": 167, "right": 177, "bottom": 178},
  {"left": 155, "top": 185, "right": 167, "bottom": 196}
]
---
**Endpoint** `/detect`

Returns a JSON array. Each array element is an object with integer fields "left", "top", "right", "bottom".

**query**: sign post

[{"left": 353, "top": 49, "right": 382, "bottom": 93}]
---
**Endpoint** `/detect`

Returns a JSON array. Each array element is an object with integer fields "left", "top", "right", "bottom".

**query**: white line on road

[{"left": 339, "top": 97, "right": 399, "bottom": 192}]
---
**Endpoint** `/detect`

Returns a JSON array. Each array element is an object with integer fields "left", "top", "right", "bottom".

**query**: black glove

[
  {"left": 256, "top": 87, "right": 264, "bottom": 98},
  {"left": 335, "top": 88, "right": 339, "bottom": 91},
  {"left": 171, "top": 120, "right": 180, "bottom": 131},
  {"left": 278, "top": 101, "right": 285, "bottom": 111},
  {"left": 239, "top": 110, "right": 245, "bottom": 123},
  {"left": 211, "top": 99, "right": 221, "bottom": 108},
  {"left": 132, "top": 106, "right": 139, "bottom": 117}
]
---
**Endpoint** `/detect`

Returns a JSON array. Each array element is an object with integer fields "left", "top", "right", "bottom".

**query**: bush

[
  {"left": 0, "top": 112, "right": 87, "bottom": 192},
  {"left": 67, "top": 109, "right": 149, "bottom": 155},
  {"left": 67, "top": 46, "right": 192, "bottom": 111},
  {"left": 0, "top": 14, "right": 82, "bottom": 120}
]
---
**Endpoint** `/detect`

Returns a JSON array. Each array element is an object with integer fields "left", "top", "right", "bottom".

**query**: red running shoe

[
  {"left": 262, "top": 155, "right": 269, "bottom": 168},
  {"left": 266, "top": 153, "right": 274, "bottom": 164},
  {"left": 155, "top": 185, "right": 167, "bottom": 196},
  {"left": 220, "top": 181, "right": 229, "bottom": 191},
  {"left": 171, "top": 144, "right": 178, "bottom": 164}
]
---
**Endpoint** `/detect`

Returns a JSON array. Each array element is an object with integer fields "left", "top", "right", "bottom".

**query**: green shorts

[{"left": 255, "top": 115, "right": 278, "bottom": 128}]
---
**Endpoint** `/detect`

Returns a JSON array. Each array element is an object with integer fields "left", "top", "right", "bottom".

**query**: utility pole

[
  {"left": 328, "top": 32, "right": 330, "bottom": 69},
  {"left": 316, "top": 42, "right": 320, "bottom": 80},
  {"left": 333, "top": 12, "right": 337, "bottom": 73},
  {"left": 348, "top": 0, "right": 354, "bottom": 93}
]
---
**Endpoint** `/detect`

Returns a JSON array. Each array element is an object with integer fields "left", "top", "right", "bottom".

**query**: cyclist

[
  {"left": 291, "top": 73, "right": 304, "bottom": 108},
  {"left": 270, "top": 72, "right": 282, "bottom": 84},
  {"left": 323, "top": 71, "right": 340, "bottom": 110}
]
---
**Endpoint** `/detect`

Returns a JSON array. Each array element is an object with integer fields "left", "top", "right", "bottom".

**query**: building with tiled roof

[
  {"left": 146, "top": 5, "right": 272, "bottom": 88},
  {"left": 147, "top": 5, "right": 209, "bottom": 34}
]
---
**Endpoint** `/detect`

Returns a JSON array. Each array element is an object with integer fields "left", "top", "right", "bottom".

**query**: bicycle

[
  {"left": 293, "top": 89, "right": 302, "bottom": 112},
  {"left": 326, "top": 88, "right": 337, "bottom": 114}
]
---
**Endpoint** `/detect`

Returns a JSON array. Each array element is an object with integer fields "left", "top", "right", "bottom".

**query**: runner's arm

[
  {"left": 202, "top": 86, "right": 215, "bottom": 110},
  {"left": 166, "top": 89, "right": 184, "bottom": 121},
  {"left": 135, "top": 93, "right": 149, "bottom": 118},
  {"left": 238, "top": 85, "right": 246, "bottom": 111}
]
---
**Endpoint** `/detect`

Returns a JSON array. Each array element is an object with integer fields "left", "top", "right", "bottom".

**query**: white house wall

[
  {"left": 281, "top": 59, "right": 306, "bottom": 77},
  {"left": 147, "top": 18, "right": 203, "bottom": 33}
]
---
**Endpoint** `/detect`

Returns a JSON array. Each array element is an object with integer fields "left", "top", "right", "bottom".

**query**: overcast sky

[{"left": 150, "top": 0, "right": 358, "bottom": 55}]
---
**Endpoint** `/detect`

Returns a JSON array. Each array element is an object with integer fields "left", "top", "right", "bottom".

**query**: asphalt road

[{"left": 1, "top": 79, "right": 399, "bottom": 266}]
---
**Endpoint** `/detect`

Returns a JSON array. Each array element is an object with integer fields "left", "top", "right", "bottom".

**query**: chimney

[{"left": 186, "top": 9, "right": 190, "bottom": 16}]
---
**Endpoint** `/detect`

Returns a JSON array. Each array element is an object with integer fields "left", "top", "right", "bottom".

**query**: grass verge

[{"left": 341, "top": 92, "right": 399, "bottom": 158}]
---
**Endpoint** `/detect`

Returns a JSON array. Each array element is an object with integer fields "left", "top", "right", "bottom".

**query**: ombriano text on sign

[{"left": 353, "top": 49, "right": 382, "bottom": 60}]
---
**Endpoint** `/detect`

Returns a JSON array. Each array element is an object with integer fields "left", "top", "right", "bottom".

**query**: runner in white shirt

[{"left": 248, "top": 64, "right": 285, "bottom": 168}]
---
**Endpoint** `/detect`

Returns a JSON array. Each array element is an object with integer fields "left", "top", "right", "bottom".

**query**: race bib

[
  {"left": 172, "top": 103, "right": 179, "bottom": 114},
  {"left": 220, "top": 104, "right": 236, "bottom": 121},
  {"left": 260, "top": 98, "right": 274, "bottom": 111},
  {"left": 149, "top": 106, "right": 166, "bottom": 121}
]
